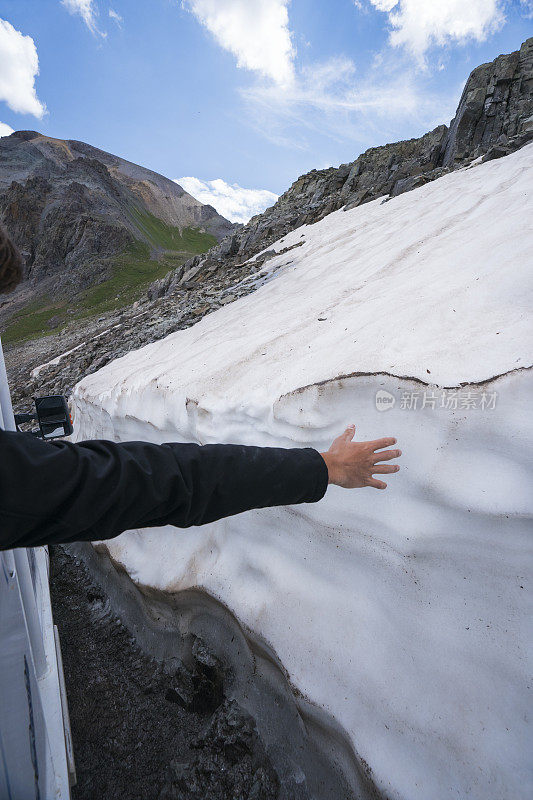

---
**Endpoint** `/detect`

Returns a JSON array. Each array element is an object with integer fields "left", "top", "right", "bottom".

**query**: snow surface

[{"left": 72, "top": 145, "right": 533, "bottom": 800}]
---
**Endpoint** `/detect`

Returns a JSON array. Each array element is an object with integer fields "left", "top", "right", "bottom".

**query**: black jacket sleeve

[{"left": 0, "top": 429, "right": 329, "bottom": 550}]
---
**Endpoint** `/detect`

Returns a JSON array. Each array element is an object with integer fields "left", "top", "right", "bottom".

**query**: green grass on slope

[
  {"left": 2, "top": 220, "right": 217, "bottom": 345},
  {"left": 2, "top": 297, "right": 67, "bottom": 345},
  {"left": 75, "top": 241, "right": 172, "bottom": 318},
  {"left": 130, "top": 208, "right": 217, "bottom": 253}
]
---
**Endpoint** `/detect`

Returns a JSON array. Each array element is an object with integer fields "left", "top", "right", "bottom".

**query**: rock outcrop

[
  {"left": 150, "top": 37, "right": 533, "bottom": 301},
  {"left": 442, "top": 37, "right": 533, "bottom": 166}
]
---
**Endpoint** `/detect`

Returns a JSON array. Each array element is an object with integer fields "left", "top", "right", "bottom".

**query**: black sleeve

[{"left": 0, "top": 429, "right": 328, "bottom": 550}]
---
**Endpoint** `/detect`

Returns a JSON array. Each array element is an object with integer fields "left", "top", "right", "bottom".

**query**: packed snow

[{"left": 72, "top": 145, "right": 533, "bottom": 800}]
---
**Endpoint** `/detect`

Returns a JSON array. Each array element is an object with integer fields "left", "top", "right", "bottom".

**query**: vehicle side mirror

[{"left": 34, "top": 395, "right": 73, "bottom": 440}]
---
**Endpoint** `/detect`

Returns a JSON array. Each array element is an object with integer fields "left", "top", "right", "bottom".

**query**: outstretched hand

[{"left": 320, "top": 424, "right": 401, "bottom": 490}]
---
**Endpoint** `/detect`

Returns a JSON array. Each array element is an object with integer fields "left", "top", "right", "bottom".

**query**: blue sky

[{"left": 0, "top": 1, "right": 531, "bottom": 221}]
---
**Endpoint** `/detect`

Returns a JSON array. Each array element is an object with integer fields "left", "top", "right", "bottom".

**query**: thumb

[{"left": 342, "top": 424, "right": 356, "bottom": 442}]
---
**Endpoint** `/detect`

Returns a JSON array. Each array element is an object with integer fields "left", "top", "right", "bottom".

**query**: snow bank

[{"left": 72, "top": 145, "right": 533, "bottom": 800}]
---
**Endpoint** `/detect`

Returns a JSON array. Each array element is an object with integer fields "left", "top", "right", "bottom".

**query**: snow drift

[{"left": 72, "top": 145, "right": 533, "bottom": 800}]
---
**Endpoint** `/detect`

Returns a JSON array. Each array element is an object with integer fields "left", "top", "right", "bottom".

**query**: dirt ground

[{"left": 49, "top": 546, "right": 280, "bottom": 800}]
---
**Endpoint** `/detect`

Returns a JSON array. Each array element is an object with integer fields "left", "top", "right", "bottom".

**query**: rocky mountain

[
  {"left": 150, "top": 36, "right": 533, "bottom": 300},
  {"left": 0, "top": 132, "right": 234, "bottom": 330},
  {"left": 4, "top": 37, "right": 532, "bottom": 415}
]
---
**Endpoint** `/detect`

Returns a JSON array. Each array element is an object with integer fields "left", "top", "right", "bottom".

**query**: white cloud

[
  {"left": 520, "top": 0, "right": 533, "bottom": 18},
  {"left": 61, "top": 0, "right": 105, "bottom": 36},
  {"left": 365, "top": 0, "right": 505, "bottom": 63},
  {"left": 183, "top": 0, "right": 295, "bottom": 85},
  {"left": 370, "top": 0, "right": 398, "bottom": 10},
  {"left": 0, "top": 19, "right": 45, "bottom": 118},
  {"left": 248, "top": 56, "right": 420, "bottom": 118},
  {"left": 109, "top": 9, "right": 123, "bottom": 26},
  {"left": 176, "top": 176, "right": 278, "bottom": 223},
  {"left": 0, "top": 121, "right": 14, "bottom": 137}
]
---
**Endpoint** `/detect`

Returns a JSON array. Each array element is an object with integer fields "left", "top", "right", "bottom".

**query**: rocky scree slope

[
  {"left": 0, "top": 132, "right": 234, "bottom": 330},
  {"left": 150, "top": 37, "right": 533, "bottom": 301},
  {"left": 5, "top": 38, "right": 532, "bottom": 415}
]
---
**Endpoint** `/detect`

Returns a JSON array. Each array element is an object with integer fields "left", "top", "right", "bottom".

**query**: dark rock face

[
  {"left": 0, "top": 222, "right": 23, "bottom": 293},
  {"left": 442, "top": 37, "right": 533, "bottom": 166},
  {"left": 151, "top": 37, "right": 533, "bottom": 301},
  {"left": 2, "top": 173, "right": 132, "bottom": 292},
  {"left": 0, "top": 132, "right": 235, "bottom": 296}
]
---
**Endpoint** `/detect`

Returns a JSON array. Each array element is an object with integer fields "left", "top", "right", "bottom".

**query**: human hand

[{"left": 320, "top": 424, "right": 401, "bottom": 489}]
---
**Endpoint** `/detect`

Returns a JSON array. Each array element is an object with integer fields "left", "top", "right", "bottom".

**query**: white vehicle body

[{"left": 0, "top": 338, "right": 74, "bottom": 800}]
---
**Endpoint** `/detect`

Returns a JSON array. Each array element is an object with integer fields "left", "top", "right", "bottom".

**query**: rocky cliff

[
  {"left": 0, "top": 132, "right": 234, "bottom": 303},
  {"left": 151, "top": 37, "right": 533, "bottom": 301}
]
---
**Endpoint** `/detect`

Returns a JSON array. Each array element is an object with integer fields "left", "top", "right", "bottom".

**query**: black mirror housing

[{"left": 34, "top": 395, "right": 73, "bottom": 440}]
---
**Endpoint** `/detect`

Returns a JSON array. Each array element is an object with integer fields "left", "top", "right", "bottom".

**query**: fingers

[
  {"left": 342, "top": 424, "right": 356, "bottom": 442},
  {"left": 371, "top": 437, "right": 397, "bottom": 451},
  {"left": 367, "top": 478, "right": 387, "bottom": 490},
  {"left": 372, "top": 448, "right": 401, "bottom": 463},
  {"left": 372, "top": 464, "right": 400, "bottom": 474}
]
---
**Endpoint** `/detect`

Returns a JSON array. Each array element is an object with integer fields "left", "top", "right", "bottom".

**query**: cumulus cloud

[
  {"left": 183, "top": 0, "right": 295, "bottom": 85},
  {"left": 0, "top": 19, "right": 45, "bottom": 118},
  {"left": 364, "top": 0, "right": 505, "bottom": 63},
  {"left": 176, "top": 176, "right": 278, "bottom": 223},
  {"left": 61, "top": 0, "right": 105, "bottom": 36},
  {"left": 0, "top": 121, "right": 14, "bottom": 137}
]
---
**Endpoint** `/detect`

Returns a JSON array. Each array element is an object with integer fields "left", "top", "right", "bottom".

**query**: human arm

[
  {"left": 0, "top": 430, "right": 328, "bottom": 549},
  {"left": 0, "top": 423, "right": 401, "bottom": 550}
]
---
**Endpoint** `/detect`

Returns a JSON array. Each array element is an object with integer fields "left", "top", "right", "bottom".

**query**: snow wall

[{"left": 72, "top": 145, "right": 533, "bottom": 800}]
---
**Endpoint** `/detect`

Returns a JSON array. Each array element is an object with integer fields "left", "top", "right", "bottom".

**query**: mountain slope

[
  {"left": 73, "top": 142, "right": 533, "bottom": 800},
  {"left": 0, "top": 131, "right": 235, "bottom": 336}
]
